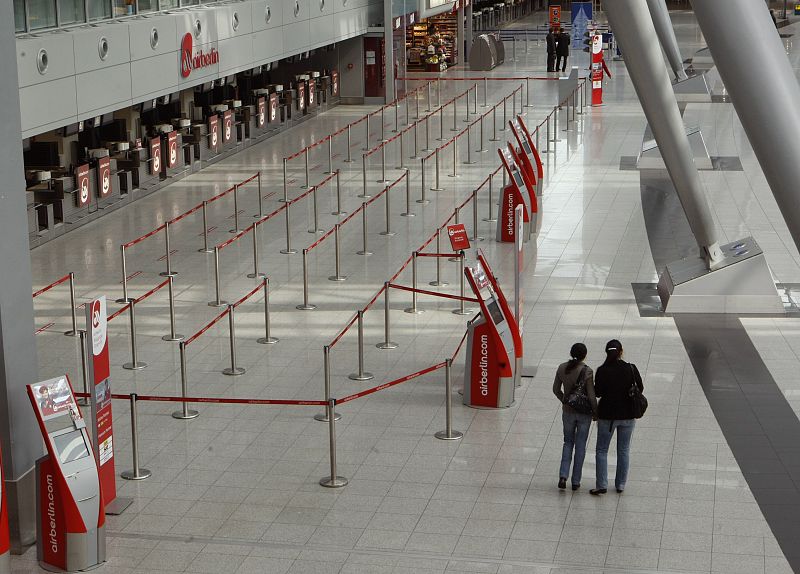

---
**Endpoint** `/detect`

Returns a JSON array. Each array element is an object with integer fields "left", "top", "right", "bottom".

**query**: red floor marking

[
  {"left": 35, "top": 322, "right": 55, "bottom": 334},
  {"left": 226, "top": 210, "right": 246, "bottom": 220},
  {"left": 156, "top": 250, "right": 179, "bottom": 262}
]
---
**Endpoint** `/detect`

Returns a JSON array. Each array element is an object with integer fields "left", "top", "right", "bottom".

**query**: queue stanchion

[
  {"left": 208, "top": 247, "right": 228, "bottom": 306},
  {"left": 483, "top": 77, "right": 489, "bottom": 107},
  {"left": 121, "top": 394, "right": 152, "bottom": 480},
  {"left": 501, "top": 96, "right": 508, "bottom": 131},
  {"left": 257, "top": 278, "right": 279, "bottom": 345},
  {"left": 553, "top": 106, "right": 560, "bottom": 140},
  {"left": 438, "top": 107, "right": 445, "bottom": 141},
  {"left": 357, "top": 204, "right": 372, "bottom": 255},
  {"left": 280, "top": 200, "right": 297, "bottom": 254},
  {"left": 297, "top": 249, "right": 317, "bottom": 311},
  {"left": 415, "top": 88, "right": 421, "bottom": 119},
  {"left": 404, "top": 252, "right": 424, "bottom": 314},
  {"left": 247, "top": 222, "right": 266, "bottom": 279},
  {"left": 381, "top": 107, "right": 387, "bottom": 142},
  {"left": 464, "top": 91, "right": 470, "bottom": 123},
  {"left": 159, "top": 222, "right": 177, "bottom": 277},
  {"left": 377, "top": 145, "right": 388, "bottom": 183},
  {"left": 405, "top": 95, "right": 410, "bottom": 126},
  {"left": 162, "top": 275, "right": 184, "bottom": 342},
  {"left": 473, "top": 83, "right": 478, "bottom": 114},
  {"left": 484, "top": 171, "right": 497, "bottom": 222},
  {"left": 449, "top": 137, "right": 459, "bottom": 178},
  {"left": 426, "top": 81, "right": 432, "bottom": 112},
  {"left": 172, "top": 342, "right": 199, "bottom": 419},
  {"left": 430, "top": 230, "right": 449, "bottom": 287},
  {"left": 436, "top": 79, "right": 441, "bottom": 107},
  {"left": 453, "top": 250, "right": 473, "bottom": 315},
  {"left": 514, "top": 84, "right": 520, "bottom": 117},
  {"left": 535, "top": 124, "right": 540, "bottom": 152},
  {"left": 359, "top": 154, "right": 370, "bottom": 198},
  {"left": 418, "top": 157, "right": 429, "bottom": 205},
  {"left": 376, "top": 282, "right": 398, "bottom": 350},
  {"left": 315, "top": 346, "right": 341, "bottom": 422},
  {"left": 122, "top": 300, "right": 146, "bottom": 370},
  {"left": 364, "top": 113, "right": 371, "bottom": 150},
  {"left": 254, "top": 171, "right": 264, "bottom": 218},
  {"left": 572, "top": 92, "right": 577, "bottom": 123},
  {"left": 451, "top": 99, "right": 459, "bottom": 132},
  {"left": 412, "top": 119, "right": 420, "bottom": 159},
  {"left": 344, "top": 124, "right": 353, "bottom": 162},
  {"left": 464, "top": 126, "right": 476, "bottom": 165},
  {"left": 328, "top": 225, "right": 347, "bottom": 282},
  {"left": 545, "top": 114, "right": 551, "bottom": 153},
  {"left": 309, "top": 186, "right": 322, "bottom": 233},
  {"left": 434, "top": 360, "right": 463, "bottom": 441},
  {"left": 304, "top": 148, "right": 311, "bottom": 189},
  {"left": 380, "top": 186, "right": 394, "bottom": 236},
  {"left": 423, "top": 114, "right": 432, "bottom": 152},
  {"left": 394, "top": 100, "right": 399, "bottom": 133},
  {"left": 490, "top": 105, "right": 500, "bottom": 142},
  {"left": 471, "top": 192, "right": 484, "bottom": 242},
  {"left": 431, "top": 148, "right": 444, "bottom": 191},
  {"left": 325, "top": 137, "right": 334, "bottom": 174},
  {"left": 281, "top": 158, "right": 289, "bottom": 202},
  {"left": 477, "top": 112, "right": 487, "bottom": 153},
  {"left": 229, "top": 185, "right": 241, "bottom": 233},
  {"left": 319, "top": 398, "right": 348, "bottom": 488},
  {"left": 449, "top": 209, "right": 461, "bottom": 261},
  {"left": 401, "top": 168, "right": 414, "bottom": 217},
  {"left": 525, "top": 78, "right": 532, "bottom": 108},
  {"left": 64, "top": 272, "right": 78, "bottom": 336},
  {"left": 397, "top": 129, "right": 406, "bottom": 169},
  {"left": 348, "top": 310, "right": 374, "bottom": 381},
  {"left": 199, "top": 201, "right": 213, "bottom": 253},
  {"left": 332, "top": 169, "right": 346, "bottom": 215},
  {"left": 78, "top": 330, "right": 89, "bottom": 406},
  {"left": 222, "top": 303, "right": 245, "bottom": 375}
]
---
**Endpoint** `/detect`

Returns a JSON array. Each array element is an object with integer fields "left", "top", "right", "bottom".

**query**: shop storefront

[{"left": 406, "top": 5, "right": 466, "bottom": 71}]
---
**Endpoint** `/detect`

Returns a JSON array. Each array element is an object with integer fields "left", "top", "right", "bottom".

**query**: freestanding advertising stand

[
  {"left": 27, "top": 376, "right": 105, "bottom": 572},
  {"left": 496, "top": 148, "right": 535, "bottom": 243},
  {"left": 590, "top": 33, "right": 611, "bottom": 105},
  {"left": 462, "top": 256, "right": 519, "bottom": 408},
  {"left": 0, "top": 446, "right": 10, "bottom": 574}
]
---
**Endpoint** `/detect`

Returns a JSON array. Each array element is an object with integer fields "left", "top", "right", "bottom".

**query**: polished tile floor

[{"left": 13, "top": 9, "right": 800, "bottom": 574}]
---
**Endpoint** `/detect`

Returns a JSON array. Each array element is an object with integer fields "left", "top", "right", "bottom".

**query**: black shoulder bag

[
  {"left": 629, "top": 363, "right": 648, "bottom": 419},
  {"left": 565, "top": 366, "right": 593, "bottom": 415}
]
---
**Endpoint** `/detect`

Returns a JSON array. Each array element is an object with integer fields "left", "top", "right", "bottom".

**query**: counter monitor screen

[
  {"left": 53, "top": 430, "right": 90, "bottom": 465},
  {"left": 487, "top": 300, "right": 505, "bottom": 325}
]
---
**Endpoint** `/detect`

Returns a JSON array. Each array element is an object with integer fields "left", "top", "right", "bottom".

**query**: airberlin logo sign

[{"left": 180, "top": 33, "right": 219, "bottom": 79}]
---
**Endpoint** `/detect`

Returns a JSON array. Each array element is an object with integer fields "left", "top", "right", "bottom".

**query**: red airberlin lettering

[{"left": 180, "top": 33, "right": 219, "bottom": 79}]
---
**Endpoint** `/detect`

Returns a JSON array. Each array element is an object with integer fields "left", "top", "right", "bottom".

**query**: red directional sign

[{"left": 447, "top": 224, "right": 470, "bottom": 251}]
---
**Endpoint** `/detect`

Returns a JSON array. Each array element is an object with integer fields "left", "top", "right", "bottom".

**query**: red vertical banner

[
  {"left": 37, "top": 457, "right": 65, "bottom": 570},
  {"left": 470, "top": 321, "right": 499, "bottom": 408},
  {"left": 331, "top": 70, "right": 339, "bottom": 96},
  {"left": 167, "top": 131, "right": 178, "bottom": 168},
  {"left": 269, "top": 93, "right": 278, "bottom": 123},
  {"left": 150, "top": 136, "right": 162, "bottom": 175},
  {"left": 257, "top": 97, "right": 266, "bottom": 127},
  {"left": 75, "top": 164, "right": 90, "bottom": 207},
  {"left": 96, "top": 157, "right": 112, "bottom": 198},
  {"left": 308, "top": 78, "right": 316, "bottom": 107},
  {"left": 85, "top": 297, "right": 116, "bottom": 507},
  {"left": 591, "top": 34, "right": 610, "bottom": 106},
  {"left": 298, "top": 83, "right": 306, "bottom": 111},
  {"left": 549, "top": 5, "right": 561, "bottom": 25},
  {"left": 209, "top": 115, "right": 219, "bottom": 151},
  {"left": 223, "top": 110, "right": 233, "bottom": 143},
  {"left": 447, "top": 224, "right": 470, "bottom": 251}
]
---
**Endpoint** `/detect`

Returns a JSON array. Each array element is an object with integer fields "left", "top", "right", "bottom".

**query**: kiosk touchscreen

[
  {"left": 462, "top": 258, "right": 518, "bottom": 408},
  {"left": 507, "top": 120, "right": 539, "bottom": 196},
  {"left": 27, "top": 376, "right": 105, "bottom": 572},
  {"left": 0, "top": 445, "right": 9, "bottom": 574},
  {"left": 513, "top": 115, "right": 545, "bottom": 197},
  {"left": 496, "top": 148, "right": 534, "bottom": 243},
  {"left": 506, "top": 142, "right": 539, "bottom": 232}
]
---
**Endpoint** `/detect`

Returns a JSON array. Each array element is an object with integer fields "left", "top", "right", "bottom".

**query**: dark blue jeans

[
  {"left": 595, "top": 419, "right": 636, "bottom": 491},
  {"left": 560, "top": 411, "right": 592, "bottom": 485}
]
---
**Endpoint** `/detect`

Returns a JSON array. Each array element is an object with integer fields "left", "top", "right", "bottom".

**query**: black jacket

[
  {"left": 546, "top": 33, "right": 556, "bottom": 54},
  {"left": 594, "top": 359, "right": 643, "bottom": 420},
  {"left": 556, "top": 32, "right": 570, "bottom": 56}
]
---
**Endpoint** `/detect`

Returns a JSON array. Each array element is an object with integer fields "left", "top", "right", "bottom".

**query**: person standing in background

[
  {"left": 546, "top": 28, "right": 557, "bottom": 72},
  {"left": 556, "top": 28, "right": 570, "bottom": 73}
]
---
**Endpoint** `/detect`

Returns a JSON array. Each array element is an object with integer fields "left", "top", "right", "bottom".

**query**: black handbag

[
  {"left": 565, "top": 366, "right": 593, "bottom": 415},
  {"left": 629, "top": 364, "right": 648, "bottom": 419}
]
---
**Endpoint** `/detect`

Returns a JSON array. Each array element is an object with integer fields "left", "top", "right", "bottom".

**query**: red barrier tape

[
  {"left": 233, "top": 280, "right": 265, "bottom": 309},
  {"left": 216, "top": 222, "right": 256, "bottom": 252},
  {"left": 32, "top": 274, "right": 71, "bottom": 299},
  {"left": 184, "top": 307, "right": 230, "bottom": 346},
  {"left": 397, "top": 76, "right": 558, "bottom": 82},
  {"left": 74, "top": 392, "right": 325, "bottom": 406},
  {"left": 107, "top": 303, "right": 130, "bottom": 322},
  {"left": 337, "top": 362, "right": 447, "bottom": 405},
  {"left": 451, "top": 329, "right": 469, "bottom": 362},
  {"left": 136, "top": 279, "right": 169, "bottom": 305},
  {"left": 416, "top": 252, "right": 461, "bottom": 259},
  {"left": 123, "top": 223, "right": 166, "bottom": 249},
  {"left": 329, "top": 312, "right": 359, "bottom": 349},
  {"left": 388, "top": 283, "right": 480, "bottom": 304}
]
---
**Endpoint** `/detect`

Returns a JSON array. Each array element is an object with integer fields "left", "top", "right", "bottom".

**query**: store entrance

[{"left": 406, "top": 13, "right": 460, "bottom": 72}]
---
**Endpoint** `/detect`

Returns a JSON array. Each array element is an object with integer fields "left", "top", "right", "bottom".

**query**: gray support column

[
  {"left": 646, "top": 0, "right": 688, "bottom": 81},
  {"left": 0, "top": 0, "right": 43, "bottom": 552},
  {"left": 605, "top": 0, "right": 722, "bottom": 266},
  {"left": 692, "top": 0, "right": 800, "bottom": 263},
  {"left": 457, "top": 6, "right": 465, "bottom": 65},
  {"left": 465, "top": 3, "right": 473, "bottom": 57},
  {"left": 384, "top": 0, "right": 396, "bottom": 103}
]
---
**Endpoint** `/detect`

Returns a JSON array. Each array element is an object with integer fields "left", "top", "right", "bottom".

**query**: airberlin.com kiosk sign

[{"left": 180, "top": 32, "right": 219, "bottom": 79}]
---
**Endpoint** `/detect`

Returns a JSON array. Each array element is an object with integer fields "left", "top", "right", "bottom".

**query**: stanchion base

[
  {"left": 476, "top": 149, "right": 488, "bottom": 153},
  {"left": 159, "top": 271, "right": 178, "bottom": 278},
  {"left": 463, "top": 160, "right": 478, "bottom": 165},
  {"left": 222, "top": 367, "right": 246, "bottom": 376},
  {"left": 430, "top": 187, "right": 444, "bottom": 192},
  {"left": 319, "top": 476, "right": 348, "bottom": 488},
  {"left": 278, "top": 198, "right": 290, "bottom": 203},
  {"left": 115, "top": 297, "right": 134, "bottom": 304},
  {"left": 280, "top": 249, "right": 298, "bottom": 255},
  {"left": 77, "top": 398, "right": 90, "bottom": 407},
  {"left": 122, "top": 361, "right": 148, "bottom": 371},
  {"left": 488, "top": 138, "right": 501, "bottom": 142},
  {"left": 308, "top": 229, "right": 325, "bottom": 234},
  {"left": 430, "top": 281, "right": 449, "bottom": 287},
  {"left": 416, "top": 200, "right": 431, "bottom": 205},
  {"left": 357, "top": 194, "right": 372, "bottom": 199},
  {"left": 229, "top": 229, "right": 241, "bottom": 234},
  {"left": 447, "top": 174, "right": 460, "bottom": 178},
  {"left": 434, "top": 430, "right": 464, "bottom": 441},
  {"left": 314, "top": 411, "right": 341, "bottom": 422},
  {"left": 379, "top": 231, "right": 396, "bottom": 237},
  {"left": 343, "top": 159, "right": 354, "bottom": 163},
  {"left": 450, "top": 128, "right": 460, "bottom": 132},
  {"left": 470, "top": 236, "right": 485, "bottom": 242},
  {"left": 349, "top": 372, "right": 374, "bottom": 381},
  {"left": 404, "top": 308, "right": 425, "bottom": 314},
  {"left": 400, "top": 213, "right": 416, "bottom": 217},
  {"left": 208, "top": 300, "right": 229, "bottom": 307},
  {"left": 421, "top": 148, "right": 432, "bottom": 153},
  {"left": 356, "top": 250, "right": 373, "bottom": 256},
  {"left": 328, "top": 275, "right": 348, "bottom": 282},
  {"left": 376, "top": 342, "right": 398, "bottom": 350},
  {"left": 257, "top": 337, "right": 280, "bottom": 345},
  {"left": 198, "top": 248, "right": 214, "bottom": 254},
  {"left": 162, "top": 334, "right": 185, "bottom": 342},
  {"left": 253, "top": 213, "right": 265, "bottom": 219},
  {"left": 332, "top": 211, "right": 348, "bottom": 216},
  {"left": 452, "top": 309, "right": 474, "bottom": 316},
  {"left": 296, "top": 304, "right": 317, "bottom": 311},
  {"left": 172, "top": 409, "right": 199, "bottom": 420},
  {"left": 483, "top": 217, "right": 498, "bottom": 223},
  {"left": 247, "top": 272, "right": 267, "bottom": 279},
  {"left": 375, "top": 179, "right": 390, "bottom": 184},
  {"left": 121, "top": 468, "right": 152, "bottom": 480}
]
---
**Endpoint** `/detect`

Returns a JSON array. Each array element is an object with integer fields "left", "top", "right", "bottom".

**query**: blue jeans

[
  {"left": 595, "top": 419, "right": 636, "bottom": 491},
  {"left": 560, "top": 411, "right": 592, "bottom": 485}
]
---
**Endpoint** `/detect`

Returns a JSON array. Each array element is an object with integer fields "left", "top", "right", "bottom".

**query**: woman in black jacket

[{"left": 590, "top": 340, "right": 643, "bottom": 495}]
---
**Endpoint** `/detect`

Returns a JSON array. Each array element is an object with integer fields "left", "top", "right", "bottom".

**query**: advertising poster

[
  {"left": 30, "top": 377, "right": 80, "bottom": 422},
  {"left": 308, "top": 79, "right": 316, "bottom": 107},
  {"left": 549, "top": 5, "right": 561, "bottom": 25},
  {"left": 167, "top": 131, "right": 178, "bottom": 168},
  {"left": 96, "top": 157, "right": 112, "bottom": 198},
  {"left": 209, "top": 115, "right": 219, "bottom": 151},
  {"left": 331, "top": 70, "right": 339, "bottom": 96},
  {"left": 257, "top": 97, "right": 266, "bottom": 127},
  {"left": 85, "top": 297, "right": 117, "bottom": 506},
  {"left": 269, "top": 93, "right": 278, "bottom": 123},
  {"left": 447, "top": 224, "right": 470, "bottom": 251},
  {"left": 150, "top": 136, "right": 162, "bottom": 175},
  {"left": 75, "top": 164, "right": 90, "bottom": 208},
  {"left": 223, "top": 110, "right": 233, "bottom": 143},
  {"left": 298, "top": 83, "right": 306, "bottom": 110},
  {"left": 570, "top": 2, "right": 592, "bottom": 50}
]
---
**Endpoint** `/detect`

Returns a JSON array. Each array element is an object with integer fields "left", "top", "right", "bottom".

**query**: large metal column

[
  {"left": 383, "top": 0, "right": 395, "bottom": 102},
  {"left": 692, "top": 0, "right": 800, "bottom": 262},
  {"left": 605, "top": 0, "right": 722, "bottom": 266},
  {"left": 457, "top": 6, "right": 465, "bottom": 66},
  {"left": 645, "top": 0, "right": 688, "bottom": 82},
  {"left": 0, "top": 0, "right": 43, "bottom": 552}
]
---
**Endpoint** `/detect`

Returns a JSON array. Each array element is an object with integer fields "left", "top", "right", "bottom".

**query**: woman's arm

[
  {"left": 633, "top": 364, "right": 644, "bottom": 391},
  {"left": 552, "top": 366, "right": 564, "bottom": 402},
  {"left": 585, "top": 367, "right": 598, "bottom": 414}
]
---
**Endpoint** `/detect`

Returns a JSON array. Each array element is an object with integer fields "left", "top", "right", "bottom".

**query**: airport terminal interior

[{"left": 4, "top": 0, "right": 800, "bottom": 573}]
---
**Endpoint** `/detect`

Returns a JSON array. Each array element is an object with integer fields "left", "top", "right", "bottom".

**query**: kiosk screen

[
  {"left": 487, "top": 301, "right": 504, "bottom": 325},
  {"left": 54, "top": 431, "right": 90, "bottom": 464}
]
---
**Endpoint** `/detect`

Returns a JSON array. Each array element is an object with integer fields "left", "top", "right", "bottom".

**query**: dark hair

[
  {"left": 566, "top": 343, "right": 587, "bottom": 372},
  {"left": 604, "top": 339, "right": 622, "bottom": 364}
]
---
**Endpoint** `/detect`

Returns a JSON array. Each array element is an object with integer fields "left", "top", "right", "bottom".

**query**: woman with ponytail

[{"left": 552, "top": 343, "right": 597, "bottom": 491}]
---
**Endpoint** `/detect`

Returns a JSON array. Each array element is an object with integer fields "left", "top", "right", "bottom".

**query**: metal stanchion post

[
  {"left": 426, "top": 81, "right": 432, "bottom": 112},
  {"left": 501, "top": 96, "right": 507, "bottom": 129},
  {"left": 297, "top": 249, "right": 317, "bottom": 310},
  {"left": 208, "top": 247, "right": 229, "bottom": 306},
  {"left": 464, "top": 126, "right": 476, "bottom": 165},
  {"left": 525, "top": 77, "right": 532, "bottom": 107},
  {"left": 281, "top": 158, "right": 289, "bottom": 202},
  {"left": 490, "top": 105, "right": 499, "bottom": 141},
  {"left": 364, "top": 114, "right": 370, "bottom": 150},
  {"left": 471, "top": 192, "right": 484, "bottom": 241},
  {"left": 484, "top": 172, "right": 497, "bottom": 222},
  {"left": 415, "top": 88, "right": 420, "bottom": 119},
  {"left": 348, "top": 310, "right": 374, "bottom": 380},
  {"left": 430, "top": 231, "right": 448, "bottom": 286},
  {"left": 309, "top": 186, "right": 322, "bottom": 233},
  {"left": 325, "top": 137, "right": 333, "bottom": 174},
  {"left": 122, "top": 300, "right": 147, "bottom": 370},
  {"left": 172, "top": 342, "right": 199, "bottom": 419},
  {"left": 229, "top": 185, "right": 241, "bottom": 233},
  {"left": 379, "top": 186, "right": 394, "bottom": 236},
  {"left": 449, "top": 138, "right": 459, "bottom": 177},
  {"left": 328, "top": 224, "right": 347, "bottom": 282},
  {"left": 253, "top": 172, "right": 264, "bottom": 218},
  {"left": 377, "top": 145, "right": 388, "bottom": 183},
  {"left": 314, "top": 346, "right": 341, "bottom": 422},
  {"left": 418, "top": 157, "right": 429, "bottom": 205},
  {"left": 159, "top": 221, "right": 177, "bottom": 277},
  {"left": 222, "top": 304, "right": 246, "bottom": 375},
  {"left": 401, "top": 168, "right": 414, "bottom": 217},
  {"left": 381, "top": 107, "right": 386, "bottom": 142},
  {"left": 376, "top": 282, "right": 398, "bottom": 349},
  {"left": 359, "top": 154, "right": 370, "bottom": 198},
  {"left": 357, "top": 204, "right": 372, "bottom": 255},
  {"left": 280, "top": 200, "right": 297, "bottom": 254},
  {"left": 435, "top": 360, "right": 463, "bottom": 440},
  {"left": 412, "top": 120, "right": 419, "bottom": 159},
  {"left": 431, "top": 148, "right": 444, "bottom": 191},
  {"left": 199, "top": 201, "right": 212, "bottom": 253},
  {"left": 545, "top": 114, "right": 551, "bottom": 153},
  {"left": 332, "top": 170, "right": 346, "bottom": 215},
  {"left": 397, "top": 130, "right": 405, "bottom": 169},
  {"left": 247, "top": 223, "right": 266, "bottom": 279},
  {"left": 473, "top": 83, "right": 478, "bottom": 114},
  {"left": 345, "top": 124, "right": 353, "bottom": 162},
  {"left": 64, "top": 272, "right": 78, "bottom": 336},
  {"left": 304, "top": 148, "right": 311, "bottom": 189},
  {"left": 319, "top": 398, "right": 348, "bottom": 488},
  {"left": 437, "top": 79, "right": 441, "bottom": 108},
  {"left": 438, "top": 107, "right": 445, "bottom": 141},
  {"left": 257, "top": 278, "right": 279, "bottom": 344},
  {"left": 404, "top": 252, "right": 424, "bottom": 314},
  {"left": 453, "top": 251, "right": 472, "bottom": 315},
  {"left": 423, "top": 114, "right": 431, "bottom": 152},
  {"left": 121, "top": 394, "right": 152, "bottom": 480},
  {"left": 78, "top": 330, "right": 89, "bottom": 406},
  {"left": 451, "top": 99, "right": 458, "bottom": 132},
  {"left": 162, "top": 275, "right": 184, "bottom": 342},
  {"left": 394, "top": 101, "right": 399, "bottom": 132},
  {"left": 478, "top": 112, "right": 487, "bottom": 152},
  {"left": 483, "top": 77, "right": 488, "bottom": 107}
]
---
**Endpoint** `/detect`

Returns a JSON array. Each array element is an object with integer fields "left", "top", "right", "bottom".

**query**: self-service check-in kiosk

[
  {"left": 27, "top": 376, "right": 105, "bottom": 572},
  {"left": 515, "top": 116, "right": 544, "bottom": 197},
  {"left": 462, "top": 255, "right": 520, "bottom": 408},
  {"left": 496, "top": 148, "right": 535, "bottom": 243},
  {"left": 509, "top": 116, "right": 544, "bottom": 198},
  {"left": 0, "top": 445, "right": 10, "bottom": 574}
]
